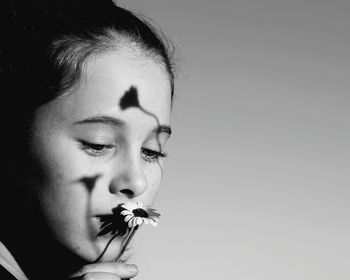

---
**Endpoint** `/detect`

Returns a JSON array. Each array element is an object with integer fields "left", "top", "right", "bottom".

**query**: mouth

[{"left": 94, "top": 205, "right": 129, "bottom": 238}]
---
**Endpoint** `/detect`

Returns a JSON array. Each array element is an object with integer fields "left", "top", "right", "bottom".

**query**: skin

[{"left": 27, "top": 47, "right": 172, "bottom": 279}]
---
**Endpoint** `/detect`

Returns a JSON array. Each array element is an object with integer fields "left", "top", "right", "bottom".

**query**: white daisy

[{"left": 121, "top": 201, "right": 160, "bottom": 228}]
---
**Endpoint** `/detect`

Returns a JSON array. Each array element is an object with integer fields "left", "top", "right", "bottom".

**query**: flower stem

[
  {"left": 116, "top": 226, "right": 138, "bottom": 262},
  {"left": 93, "top": 233, "right": 119, "bottom": 263}
]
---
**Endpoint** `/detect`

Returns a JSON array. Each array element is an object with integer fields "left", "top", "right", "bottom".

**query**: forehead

[{"left": 62, "top": 48, "right": 172, "bottom": 125}]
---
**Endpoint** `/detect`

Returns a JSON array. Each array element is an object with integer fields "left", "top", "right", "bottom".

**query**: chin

[
  {"left": 62, "top": 235, "right": 121, "bottom": 264},
  {"left": 92, "top": 235, "right": 124, "bottom": 262}
]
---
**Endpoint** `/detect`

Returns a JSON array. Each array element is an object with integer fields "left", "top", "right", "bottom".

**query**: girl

[{"left": 0, "top": 0, "right": 175, "bottom": 279}]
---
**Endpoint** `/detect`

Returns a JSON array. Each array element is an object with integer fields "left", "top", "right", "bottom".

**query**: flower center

[{"left": 132, "top": 208, "right": 149, "bottom": 218}]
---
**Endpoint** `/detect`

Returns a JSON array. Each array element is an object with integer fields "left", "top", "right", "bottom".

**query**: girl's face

[{"left": 29, "top": 48, "right": 172, "bottom": 262}]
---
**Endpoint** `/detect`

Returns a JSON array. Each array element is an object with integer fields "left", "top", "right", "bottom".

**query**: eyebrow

[
  {"left": 73, "top": 115, "right": 172, "bottom": 136},
  {"left": 73, "top": 116, "right": 126, "bottom": 128},
  {"left": 154, "top": 125, "right": 172, "bottom": 137}
]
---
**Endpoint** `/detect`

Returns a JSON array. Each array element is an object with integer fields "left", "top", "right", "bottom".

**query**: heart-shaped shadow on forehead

[{"left": 119, "top": 86, "right": 140, "bottom": 110}]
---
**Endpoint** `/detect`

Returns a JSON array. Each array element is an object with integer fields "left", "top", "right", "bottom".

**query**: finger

[
  {"left": 70, "top": 262, "right": 138, "bottom": 279},
  {"left": 70, "top": 272, "right": 121, "bottom": 280}
]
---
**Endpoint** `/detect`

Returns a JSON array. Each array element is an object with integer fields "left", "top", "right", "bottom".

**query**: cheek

[
  {"left": 29, "top": 130, "right": 93, "bottom": 235},
  {"left": 31, "top": 143, "right": 100, "bottom": 259},
  {"left": 144, "top": 163, "right": 164, "bottom": 203},
  {"left": 35, "top": 152, "right": 90, "bottom": 236}
]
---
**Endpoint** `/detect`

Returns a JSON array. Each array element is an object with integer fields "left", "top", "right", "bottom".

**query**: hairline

[{"left": 53, "top": 32, "right": 174, "bottom": 100}]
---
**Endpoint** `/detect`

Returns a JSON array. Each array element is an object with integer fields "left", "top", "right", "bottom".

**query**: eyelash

[
  {"left": 80, "top": 141, "right": 115, "bottom": 157},
  {"left": 141, "top": 148, "right": 167, "bottom": 163},
  {"left": 79, "top": 141, "right": 167, "bottom": 162}
]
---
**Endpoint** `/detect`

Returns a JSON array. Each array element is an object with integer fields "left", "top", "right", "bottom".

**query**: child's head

[{"left": 1, "top": 0, "right": 174, "bottom": 264}]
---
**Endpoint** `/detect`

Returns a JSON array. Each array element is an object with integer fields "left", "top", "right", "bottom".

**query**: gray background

[{"left": 119, "top": 1, "right": 350, "bottom": 279}]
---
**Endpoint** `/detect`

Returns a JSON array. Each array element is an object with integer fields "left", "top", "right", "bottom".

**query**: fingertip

[
  {"left": 118, "top": 262, "right": 138, "bottom": 277},
  {"left": 127, "top": 264, "right": 138, "bottom": 274}
]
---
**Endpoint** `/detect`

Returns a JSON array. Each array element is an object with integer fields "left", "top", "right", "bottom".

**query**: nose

[{"left": 109, "top": 156, "right": 147, "bottom": 198}]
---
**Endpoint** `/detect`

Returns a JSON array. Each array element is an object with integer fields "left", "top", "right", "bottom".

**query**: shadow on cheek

[
  {"left": 79, "top": 174, "right": 101, "bottom": 193},
  {"left": 77, "top": 174, "right": 102, "bottom": 253}
]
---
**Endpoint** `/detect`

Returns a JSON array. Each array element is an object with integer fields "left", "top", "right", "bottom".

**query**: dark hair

[
  {"left": 0, "top": 0, "right": 175, "bottom": 179},
  {"left": 0, "top": 0, "right": 174, "bottom": 109}
]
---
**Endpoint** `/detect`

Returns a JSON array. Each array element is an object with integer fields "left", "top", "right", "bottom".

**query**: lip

[{"left": 91, "top": 216, "right": 105, "bottom": 234}]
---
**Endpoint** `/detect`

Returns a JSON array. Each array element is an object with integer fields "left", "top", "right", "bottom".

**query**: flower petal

[
  {"left": 124, "top": 215, "right": 133, "bottom": 222},
  {"left": 150, "top": 216, "right": 159, "bottom": 223},
  {"left": 128, "top": 218, "right": 135, "bottom": 228},
  {"left": 138, "top": 218, "right": 145, "bottom": 225},
  {"left": 121, "top": 210, "right": 132, "bottom": 216}
]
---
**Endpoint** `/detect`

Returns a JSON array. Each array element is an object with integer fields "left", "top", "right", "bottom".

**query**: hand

[{"left": 69, "top": 262, "right": 138, "bottom": 280}]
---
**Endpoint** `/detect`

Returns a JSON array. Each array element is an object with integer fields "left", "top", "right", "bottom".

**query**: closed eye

[
  {"left": 141, "top": 148, "right": 167, "bottom": 163},
  {"left": 79, "top": 140, "right": 115, "bottom": 157}
]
